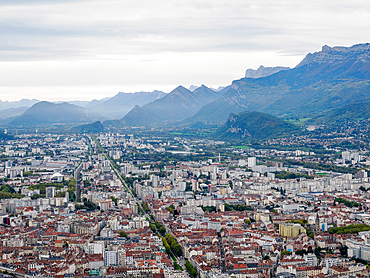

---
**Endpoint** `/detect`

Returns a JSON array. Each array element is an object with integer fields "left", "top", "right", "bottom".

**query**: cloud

[
  {"left": 0, "top": 0, "right": 369, "bottom": 100},
  {"left": 1, "top": 0, "right": 369, "bottom": 58}
]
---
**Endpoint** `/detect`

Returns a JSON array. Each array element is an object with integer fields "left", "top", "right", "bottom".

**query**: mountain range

[
  {"left": 192, "top": 43, "right": 370, "bottom": 123},
  {"left": 120, "top": 85, "right": 228, "bottom": 126},
  {"left": 2, "top": 43, "right": 370, "bottom": 136},
  {"left": 86, "top": 90, "right": 166, "bottom": 119},
  {"left": 0, "top": 99, "right": 39, "bottom": 110},
  {"left": 0, "top": 90, "right": 167, "bottom": 124}
]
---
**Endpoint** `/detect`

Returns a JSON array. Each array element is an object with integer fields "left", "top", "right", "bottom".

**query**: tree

[
  {"left": 110, "top": 196, "right": 118, "bottom": 206},
  {"left": 340, "top": 245, "right": 348, "bottom": 257},
  {"left": 63, "top": 241, "right": 69, "bottom": 248},
  {"left": 185, "top": 260, "right": 197, "bottom": 278},
  {"left": 228, "top": 180, "right": 233, "bottom": 189},
  {"left": 295, "top": 250, "right": 307, "bottom": 256},
  {"left": 149, "top": 223, "right": 156, "bottom": 233},
  {"left": 281, "top": 250, "right": 292, "bottom": 256},
  {"left": 172, "top": 243, "right": 182, "bottom": 256},
  {"left": 158, "top": 226, "right": 166, "bottom": 236},
  {"left": 306, "top": 229, "right": 315, "bottom": 239},
  {"left": 119, "top": 231, "right": 128, "bottom": 238},
  {"left": 141, "top": 201, "right": 149, "bottom": 213}
]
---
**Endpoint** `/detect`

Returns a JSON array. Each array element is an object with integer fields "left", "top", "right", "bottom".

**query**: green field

[
  {"left": 288, "top": 117, "right": 312, "bottom": 126},
  {"left": 233, "top": 145, "right": 253, "bottom": 149}
]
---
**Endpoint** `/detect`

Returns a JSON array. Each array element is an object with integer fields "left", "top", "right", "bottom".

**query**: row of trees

[
  {"left": 165, "top": 233, "right": 182, "bottom": 257},
  {"left": 148, "top": 219, "right": 183, "bottom": 270},
  {"left": 0, "top": 184, "right": 24, "bottom": 199},
  {"left": 224, "top": 203, "right": 252, "bottom": 212},
  {"left": 137, "top": 203, "right": 144, "bottom": 215},
  {"left": 329, "top": 224, "right": 370, "bottom": 234},
  {"left": 275, "top": 171, "right": 314, "bottom": 180},
  {"left": 141, "top": 201, "right": 149, "bottom": 213},
  {"left": 285, "top": 160, "right": 359, "bottom": 175},
  {"left": 198, "top": 204, "right": 252, "bottom": 212},
  {"left": 199, "top": 205, "right": 217, "bottom": 212},
  {"left": 67, "top": 177, "right": 76, "bottom": 202},
  {"left": 185, "top": 260, "right": 197, "bottom": 277},
  {"left": 28, "top": 182, "right": 64, "bottom": 195},
  {"left": 153, "top": 221, "right": 166, "bottom": 236},
  {"left": 334, "top": 197, "right": 361, "bottom": 208}
]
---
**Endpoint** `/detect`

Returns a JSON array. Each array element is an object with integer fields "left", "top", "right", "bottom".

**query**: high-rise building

[
  {"left": 104, "top": 250, "right": 118, "bottom": 266},
  {"left": 279, "top": 223, "right": 306, "bottom": 238},
  {"left": 87, "top": 242, "right": 104, "bottom": 255},
  {"left": 151, "top": 175, "right": 158, "bottom": 187},
  {"left": 46, "top": 187, "right": 55, "bottom": 198},
  {"left": 192, "top": 180, "right": 198, "bottom": 191},
  {"left": 248, "top": 157, "right": 256, "bottom": 167}
]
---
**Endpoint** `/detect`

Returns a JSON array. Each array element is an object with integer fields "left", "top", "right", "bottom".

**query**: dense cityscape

[
  {"left": 0, "top": 130, "right": 370, "bottom": 278},
  {"left": 1, "top": 1, "right": 370, "bottom": 278}
]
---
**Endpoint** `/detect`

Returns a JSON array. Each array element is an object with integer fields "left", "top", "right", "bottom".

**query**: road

[{"left": 218, "top": 232, "right": 226, "bottom": 272}]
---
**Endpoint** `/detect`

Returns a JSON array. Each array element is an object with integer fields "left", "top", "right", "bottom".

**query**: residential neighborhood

[{"left": 1, "top": 132, "right": 370, "bottom": 278}]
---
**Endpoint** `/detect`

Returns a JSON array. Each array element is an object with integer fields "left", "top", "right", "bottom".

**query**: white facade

[
  {"left": 104, "top": 250, "right": 118, "bottom": 266},
  {"left": 248, "top": 157, "right": 256, "bottom": 167},
  {"left": 86, "top": 242, "right": 104, "bottom": 255}
]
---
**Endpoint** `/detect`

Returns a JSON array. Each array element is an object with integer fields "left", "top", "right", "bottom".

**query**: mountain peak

[
  {"left": 121, "top": 83, "right": 225, "bottom": 126},
  {"left": 297, "top": 43, "right": 370, "bottom": 67},
  {"left": 322, "top": 45, "right": 331, "bottom": 52},
  {"left": 86, "top": 90, "right": 166, "bottom": 119},
  {"left": 245, "top": 65, "right": 290, "bottom": 78},
  {"left": 189, "top": 85, "right": 200, "bottom": 91},
  {"left": 9, "top": 101, "right": 92, "bottom": 126},
  {"left": 175, "top": 85, "right": 188, "bottom": 91}
]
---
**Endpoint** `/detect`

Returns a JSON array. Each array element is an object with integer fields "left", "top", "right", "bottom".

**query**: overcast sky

[{"left": 0, "top": 0, "right": 369, "bottom": 101}]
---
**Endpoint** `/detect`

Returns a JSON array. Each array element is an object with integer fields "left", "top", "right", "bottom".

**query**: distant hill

[
  {"left": 0, "top": 99, "right": 39, "bottom": 110},
  {"left": 84, "top": 97, "right": 111, "bottom": 107},
  {"left": 191, "top": 43, "right": 370, "bottom": 123},
  {"left": 72, "top": 121, "right": 104, "bottom": 133},
  {"left": 121, "top": 85, "right": 225, "bottom": 126},
  {"left": 65, "top": 100, "right": 91, "bottom": 107},
  {"left": 9, "top": 101, "right": 93, "bottom": 126},
  {"left": 0, "top": 106, "right": 29, "bottom": 119},
  {"left": 213, "top": 111, "right": 301, "bottom": 140},
  {"left": 245, "top": 65, "right": 290, "bottom": 78},
  {"left": 87, "top": 90, "right": 166, "bottom": 119}
]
